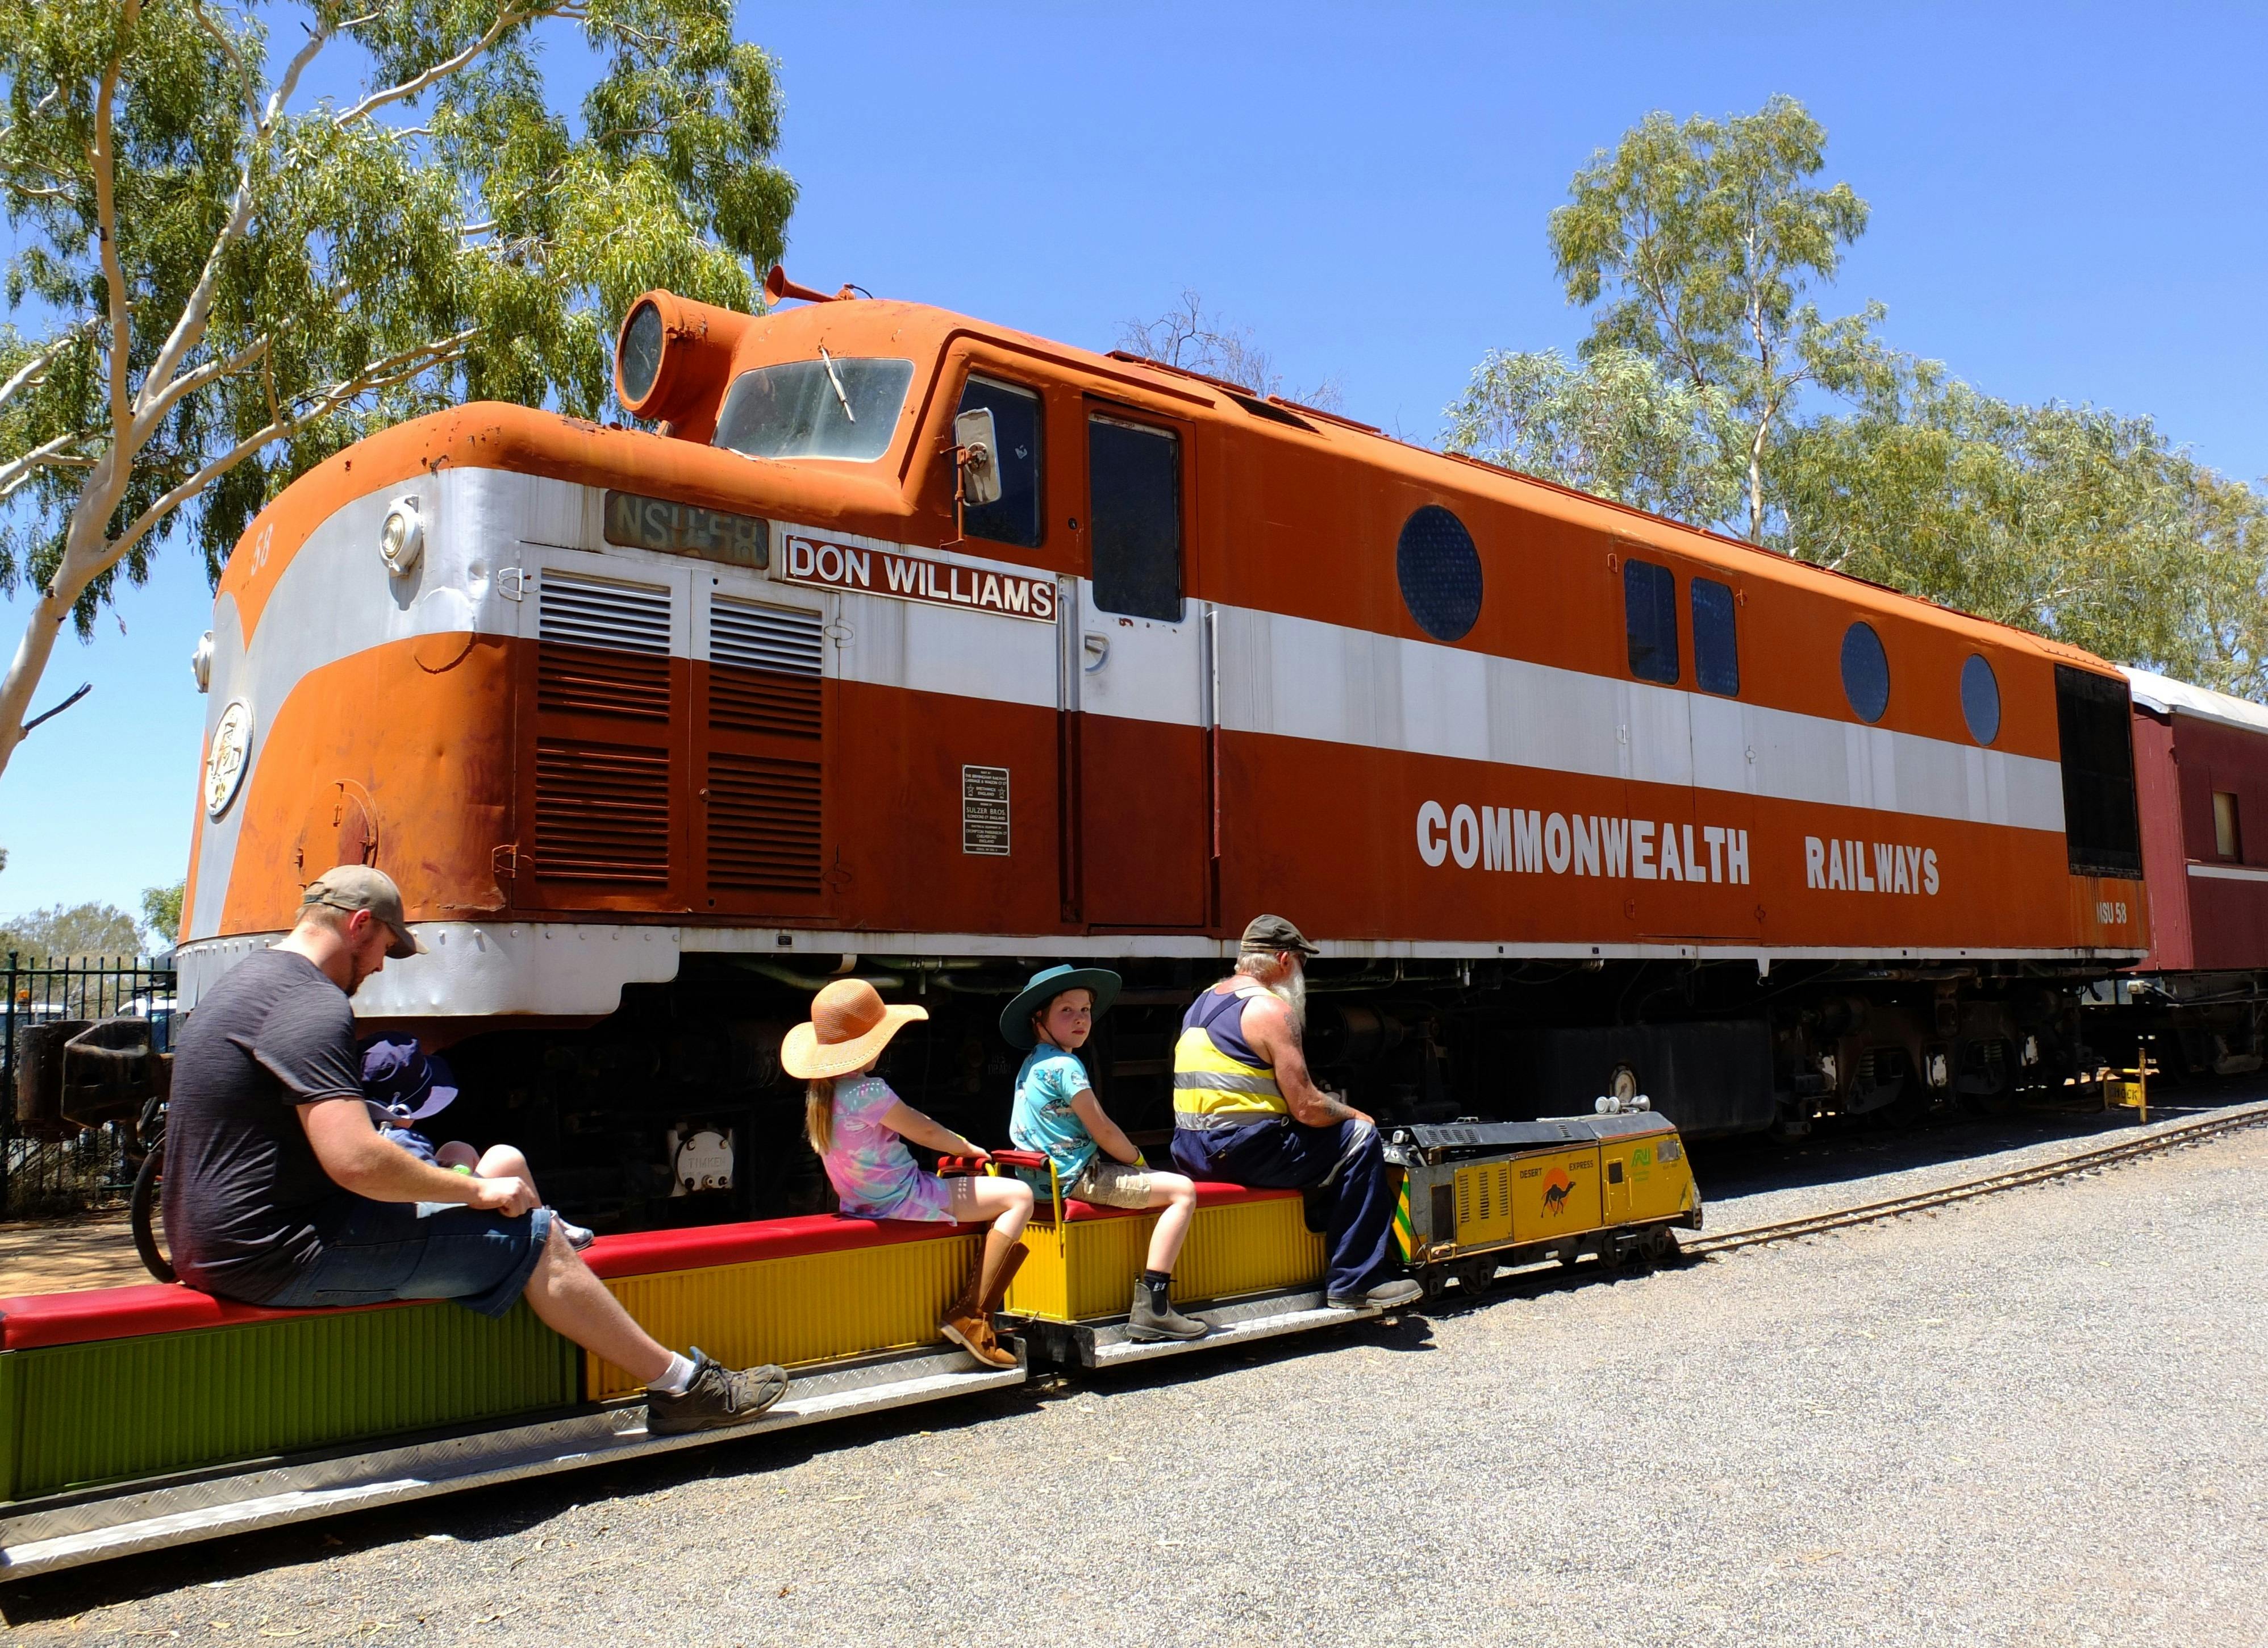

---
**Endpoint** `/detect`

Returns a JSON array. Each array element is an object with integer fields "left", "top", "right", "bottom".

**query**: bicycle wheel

[{"left": 131, "top": 1141, "right": 175, "bottom": 1283}]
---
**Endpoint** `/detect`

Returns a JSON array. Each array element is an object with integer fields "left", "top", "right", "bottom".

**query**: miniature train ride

[{"left": 0, "top": 1106, "right": 1694, "bottom": 1578}]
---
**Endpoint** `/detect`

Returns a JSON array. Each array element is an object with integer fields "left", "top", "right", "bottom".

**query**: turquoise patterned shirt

[{"left": 1009, "top": 1047, "right": 1101, "bottom": 1195}]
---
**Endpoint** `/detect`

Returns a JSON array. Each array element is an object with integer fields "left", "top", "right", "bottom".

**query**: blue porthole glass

[
  {"left": 1841, "top": 622, "right": 1890, "bottom": 723},
  {"left": 1962, "top": 654, "right": 2000, "bottom": 745},
  {"left": 1396, "top": 505, "right": 1482, "bottom": 643}
]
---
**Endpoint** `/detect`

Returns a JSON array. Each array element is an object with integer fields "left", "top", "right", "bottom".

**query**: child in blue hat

[
  {"left": 359, "top": 1036, "right": 593, "bottom": 1250},
  {"left": 1003, "top": 966, "right": 1208, "bottom": 1342}
]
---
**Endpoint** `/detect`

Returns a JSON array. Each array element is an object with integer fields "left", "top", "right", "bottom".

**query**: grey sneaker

[
  {"left": 1328, "top": 1276, "right": 1425, "bottom": 1311},
  {"left": 1126, "top": 1281, "right": 1210, "bottom": 1342},
  {"left": 645, "top": 1349, "right": 789, "bottom": 1435}
]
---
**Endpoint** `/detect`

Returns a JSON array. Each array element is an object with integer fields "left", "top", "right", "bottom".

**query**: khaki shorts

[{"left": 1067, "top": 1161, "right": 1156, "bottom": 1209}]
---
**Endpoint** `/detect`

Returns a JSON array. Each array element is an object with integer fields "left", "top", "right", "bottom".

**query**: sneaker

[
  {"left": 1327, "top": 1276, "right": 1425, "bottom": 1312},
  {"left": 645, "top": 1349, "right": 789, "bottom": 1435},
  {"left": 558, "top": 1218, "right": 595, "bottom": 1251},
  {"left": 1126, "top": 1281, "right": 1210, "bottom": 1342}
]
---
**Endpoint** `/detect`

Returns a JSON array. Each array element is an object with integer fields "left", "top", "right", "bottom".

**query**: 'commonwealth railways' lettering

[{"left": 1417, "top": 800, "right": 1751, "bottom": 885}]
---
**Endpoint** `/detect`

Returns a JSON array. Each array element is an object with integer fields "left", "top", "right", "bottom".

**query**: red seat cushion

[
  {"left": 0, "top": 1213, "right": 990, "bottom": 1349},
  {"left": 579, "top": 1212, "right": 985, "bottom": 1281},
  {"left": 1058, "top": 1181, "right": 1297, "bottom": 1223}
]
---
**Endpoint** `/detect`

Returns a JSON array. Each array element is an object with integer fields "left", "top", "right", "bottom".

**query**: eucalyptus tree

[
  {"left": 0, "top": 0, "right": 793, "bottom": 781},
  {"left": 1548, "top": 93, "right": 1886, "bottom": 544}
]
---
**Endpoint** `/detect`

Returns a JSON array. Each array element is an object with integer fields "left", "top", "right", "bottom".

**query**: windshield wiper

[{"left": 816, "top": 345, "right": 855, "bottom": 424}]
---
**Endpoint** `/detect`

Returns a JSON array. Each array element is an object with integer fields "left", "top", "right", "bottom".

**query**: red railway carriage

[
  {"left": 2098, "top": 667, "right": 2268, "bottom": 1075},
  {"left": 174, "top": 284, "right": 2148, "bottom": 1220}
]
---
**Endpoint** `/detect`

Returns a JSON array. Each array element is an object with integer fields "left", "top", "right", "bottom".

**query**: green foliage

[
  {"left": 1548, "top": 94, "right": 1890, "bottom": 541},
  {"left": 0, "top": 0, "right": 794, "bottom": 776},
  {"left": 1451, "top": 94, "right": 2268, "bottom": 700},
  {"left": 139, "top": 877, "right": 182, "bottom": 944},
  {"left": 0, "top": 898, "right": 144, "bottom": 959},
  {"left": 1443, "top": 345, "right": 1738, "bottom": 526}
]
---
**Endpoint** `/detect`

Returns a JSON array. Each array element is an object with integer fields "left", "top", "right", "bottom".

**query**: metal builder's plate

[
  {"left": 0, "top": 1345, "right": 1023, "bottom": 1580},
  {"left": 1053, "top": 1288, "right": 1384, "bottom": 1368}
]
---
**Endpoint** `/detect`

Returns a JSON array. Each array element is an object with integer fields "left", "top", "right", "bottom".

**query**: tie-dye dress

[{"left": 820, "top": 1075, "right": 956, "bottom": 1222}]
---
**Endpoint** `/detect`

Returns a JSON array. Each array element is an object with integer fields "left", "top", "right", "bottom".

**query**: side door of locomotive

[{"left": 1071, "top": 406, "right": 1210, "bottom": 929}]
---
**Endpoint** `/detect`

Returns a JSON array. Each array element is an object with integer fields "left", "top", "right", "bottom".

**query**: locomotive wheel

[
  {"left": 1457, "top": 1256, "right": 1496, "bottom": 1298},
  {"left": 130, "top": 1142, "right": 175, "bottom": 1284},
  {"left": 1418, "top": 1265, "right": 1451, "bottom": 1302}
]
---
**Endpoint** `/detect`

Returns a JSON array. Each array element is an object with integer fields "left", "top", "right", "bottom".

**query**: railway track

[{"left": 1685, "top": 1101, "right": 2268, "bottom": 1258}]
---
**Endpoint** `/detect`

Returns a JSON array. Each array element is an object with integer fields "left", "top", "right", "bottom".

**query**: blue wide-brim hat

[{"left": 1000, "top": 964, "right": 1122, "bottom": 1050}]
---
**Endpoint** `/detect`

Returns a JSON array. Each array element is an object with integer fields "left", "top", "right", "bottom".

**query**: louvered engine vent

[
  {"left": 708, "top": 598, "right": 823, "bottom": 738},
  {"left": 535, "top": 739, "right": 670, "bottom": 883},
  {"left": 707, "top": 753, "right": 822, "bottom": 893},
  {"left": 538, "top": 571, "right": 673, "bottom": 721}
]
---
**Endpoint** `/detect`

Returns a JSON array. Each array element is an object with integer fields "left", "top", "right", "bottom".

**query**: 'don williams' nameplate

[
  {"left": 782, "top": 535, "right": 1057, "bottom": 622},
  {"left": 962, "top": 765, "right": 1010, "bottom": 856},
  {"left": 604, "top": 490, "right": 769, "bottom": 568}
]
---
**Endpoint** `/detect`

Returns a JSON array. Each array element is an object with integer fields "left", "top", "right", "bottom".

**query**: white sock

[{"left": 649, "top": 1351, "right": 697, "bottom": 1395}]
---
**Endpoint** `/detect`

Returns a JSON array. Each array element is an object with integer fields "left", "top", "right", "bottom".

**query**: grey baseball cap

[
  {"left": 1239, "top": 914, "right": 1320, "bottom": 958},
  {"left": 301, "top": 864, "right": 426, "bottom": 959}
]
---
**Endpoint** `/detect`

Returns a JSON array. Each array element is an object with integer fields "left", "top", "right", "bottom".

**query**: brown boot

[
  {"left": 941, "top": 1256, "right": 1018, "bottom": 1370},
  {"left": 980, "top": 1243, "right": 1027, "bottom": 1318}
]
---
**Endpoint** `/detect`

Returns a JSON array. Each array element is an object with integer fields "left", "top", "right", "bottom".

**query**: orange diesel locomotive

[{"left": 176, "top": 276, "right": 2148, "bottom": 1224}]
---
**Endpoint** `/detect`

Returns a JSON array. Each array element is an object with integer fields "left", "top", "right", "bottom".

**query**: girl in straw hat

[{"left": 784, "top": 979, "right": 1032, "bottom": 1370}]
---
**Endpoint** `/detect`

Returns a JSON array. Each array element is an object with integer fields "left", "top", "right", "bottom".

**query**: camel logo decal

[{"left": 1540, "top": 1166, "right": 1575, "bottom": 1216}]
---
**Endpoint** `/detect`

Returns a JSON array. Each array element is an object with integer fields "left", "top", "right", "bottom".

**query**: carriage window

[
  {"left": 1089, "top": 415, "right": 1182, "bottom": 621},
  {"left": 2215, "top": 792, "right": 2242, "bottom": 860},
  {"left": 957, "top": 376, "right": 1043, "bottom": 548},
  {"left": 1623, "top": 559, "right": 1678, "bottom": 685},
  {"left": 1691, "top": 577, "right": 1738, "bottom": 696},
  {"left": 2054, "top": 664, "right": 2142, "bottom": 878}
]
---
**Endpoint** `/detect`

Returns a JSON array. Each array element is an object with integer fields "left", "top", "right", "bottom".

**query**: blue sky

[{"left": 4, "top": 1, "right": 2264, "bottom": 927}]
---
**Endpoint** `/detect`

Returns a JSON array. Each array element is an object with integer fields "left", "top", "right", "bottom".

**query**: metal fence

[{"left": 1, "top": 954, "right": 176, "bottom": 1220}]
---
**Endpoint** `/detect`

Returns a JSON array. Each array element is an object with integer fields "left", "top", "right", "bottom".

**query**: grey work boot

[
  {"left": 1126, "top": 1280, "right": 1210, "bottom": 1342},
  {"left": 1328, "top": 1275, "right": 1424, "bottom": 1311},
  {"left": 645, "top": 1349, "right": 790, "bottom": 1435}
]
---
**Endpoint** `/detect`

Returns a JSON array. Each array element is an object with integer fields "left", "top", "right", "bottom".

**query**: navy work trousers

[{"left": 1171, "top": 1116, "right": 1396, "bottom": 1300}]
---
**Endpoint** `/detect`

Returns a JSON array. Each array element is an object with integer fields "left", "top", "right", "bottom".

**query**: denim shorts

[{"left": 258, "top": 1194, "right": 554, "bottom": 1319}]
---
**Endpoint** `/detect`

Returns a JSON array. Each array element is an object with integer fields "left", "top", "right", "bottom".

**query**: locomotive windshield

[{"left": 712, "top": 356, "right": 914, "bottom": 461}]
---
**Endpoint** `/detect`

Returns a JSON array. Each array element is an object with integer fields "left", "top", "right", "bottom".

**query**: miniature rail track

[{"left": 1686, "top": 1101, "right": 2268, "bottom": 1258}]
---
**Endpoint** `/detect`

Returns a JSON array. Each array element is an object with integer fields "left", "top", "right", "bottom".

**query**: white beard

[{"left": 1269, "top": 971, "right": 1307, "bottom": 1033}]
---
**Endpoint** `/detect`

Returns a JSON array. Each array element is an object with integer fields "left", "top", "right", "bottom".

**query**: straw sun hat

[{"left": 781, "top": 978, "right": 929, "bottom": 1080}]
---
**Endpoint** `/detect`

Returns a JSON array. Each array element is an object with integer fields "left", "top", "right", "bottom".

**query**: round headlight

[
  {"left": 617, "top": 299, "right": 665, "bottom": 406},
  {"left": 380, "top": 497, "right": 424, "bottom": 577}
]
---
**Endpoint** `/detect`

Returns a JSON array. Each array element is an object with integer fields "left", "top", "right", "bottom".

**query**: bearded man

[{"left": 1169, "top": 915, "right": 1421, "bottom": 1310}]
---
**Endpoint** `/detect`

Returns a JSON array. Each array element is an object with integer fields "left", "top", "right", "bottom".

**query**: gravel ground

[{"left": 9, "top": 1117, "right": 2268, "bottom": 1646}]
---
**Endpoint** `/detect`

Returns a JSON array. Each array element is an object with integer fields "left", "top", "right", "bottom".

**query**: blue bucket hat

[
  {"left": 999, "top": 964, "right": 1122, "bottom": 1050},
  {"left": 358, "top": 1035, "right": 460, "bottom": 1123}
]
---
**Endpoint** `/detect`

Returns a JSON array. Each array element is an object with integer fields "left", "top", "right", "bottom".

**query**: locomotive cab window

[
  {"left": 1623, "top": 558, "right": 1678, "bottom": 685},
  {"left": 712, "top": 356, "right": 914, "bottom": 463},
  {"left": 1088, "top": 414, "right": 1182, "bottom": 621},
  {"left": 956, "top": 376, "right": 1043, "bottom": 548},
  {"left": 2053, "top": 664, "right": 2142, "bottom": 878},
  {"left": 2215, "top": 791, "right": 2242, "bottom": 860},
  {"left": 1691, "top": 577, "right": 1738, "bottom": 696}
]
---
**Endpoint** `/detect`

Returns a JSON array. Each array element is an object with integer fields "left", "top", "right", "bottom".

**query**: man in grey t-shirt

[{"left": 165, "top": 865, "right": 782, "bottom": 1435}]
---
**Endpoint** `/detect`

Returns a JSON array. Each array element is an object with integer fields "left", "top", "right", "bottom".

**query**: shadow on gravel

[
  {"left": 1687, "top": 1075, "right": 2267, "bottom": 1205},
  {"left": 0, "top": 1381, "right": 1050, "bottom": 1625}
]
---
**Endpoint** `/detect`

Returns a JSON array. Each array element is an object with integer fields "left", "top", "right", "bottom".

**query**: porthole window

[
  {"left": 1396, "top": 505, "right": 1482, "bottom": 643},
  {"left": 1961, "top": 654, "right": 2000, "bottom": 745},
  {"left": 1841, "top": 622, "right": 1890, "bottom": 723}
]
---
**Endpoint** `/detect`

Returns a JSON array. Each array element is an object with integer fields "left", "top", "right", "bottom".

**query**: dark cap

[
  {"left": 1239, "top": 914, "right": 1320, "bottom": 958},
  {"left": 301, "top": 864, "right": 426, "bottom": 959},
  {"left": 358, "top": 1034, "right": 459, "bottom": 1122}
]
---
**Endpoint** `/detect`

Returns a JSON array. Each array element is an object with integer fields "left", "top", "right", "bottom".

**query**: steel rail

[{"left": 1685, "top": 1101, "right": 2268, "bottom": 1258}]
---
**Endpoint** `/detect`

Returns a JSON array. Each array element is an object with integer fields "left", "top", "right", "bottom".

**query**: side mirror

[{"left": 953, "top": 407, "right": 1003, "bottom": 508}]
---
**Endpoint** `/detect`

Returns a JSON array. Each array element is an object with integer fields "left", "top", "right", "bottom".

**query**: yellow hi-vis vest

[{"left": 1172, "top": 984, "right": 1288, "bottom": 1124}]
